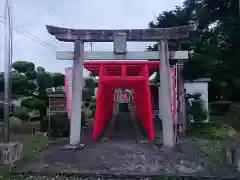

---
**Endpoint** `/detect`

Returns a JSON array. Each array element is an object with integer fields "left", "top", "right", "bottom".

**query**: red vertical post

[
  {"left": 140, "top": 65, "right": 154, "bottom": 140},
  {"left": 121, "top": 65, "right": 126, "bottom": 76},
  {"left": 93, "top": 81, "right": 104, "bottom": 140},
  {"left": 93, "top": 65, "right": 105, "bottom": 140}
]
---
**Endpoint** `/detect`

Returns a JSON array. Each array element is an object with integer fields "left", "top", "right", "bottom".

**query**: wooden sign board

[{"left": 48, "top": 95, "right": 66, "bottom": 115}]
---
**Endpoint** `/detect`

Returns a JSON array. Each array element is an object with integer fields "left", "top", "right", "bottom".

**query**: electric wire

[
  {"left": 43, "top": 0, "right": 65, "bottom": 27},
  {"left": 43, "top": 0, "right": 94, "bottom": 51},
  {"left": 0, "top": 16, "right": 56, "bottom": 51}
]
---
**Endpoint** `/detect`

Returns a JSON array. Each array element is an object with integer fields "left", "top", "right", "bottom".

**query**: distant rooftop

[{"left": 185, "top": 78, "right": 211, "bottom": 83}]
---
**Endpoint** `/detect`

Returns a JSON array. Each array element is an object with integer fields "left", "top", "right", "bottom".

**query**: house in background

[{"left": 149, "top": 78, "right": 210, "bottom": 121}]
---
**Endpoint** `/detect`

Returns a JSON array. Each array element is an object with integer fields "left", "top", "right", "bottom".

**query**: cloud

[{"left": 0, "top": 0, "right": 184, "bottom": 76}]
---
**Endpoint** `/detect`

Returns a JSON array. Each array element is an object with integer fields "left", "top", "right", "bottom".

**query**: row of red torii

[{"left": 46, "top": 24, "right": 194, "bottom": 148}]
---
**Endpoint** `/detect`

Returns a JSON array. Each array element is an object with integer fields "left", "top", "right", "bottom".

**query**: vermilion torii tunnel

[{"left": 83, "top": 61, "right": 176, "bottom": 141}]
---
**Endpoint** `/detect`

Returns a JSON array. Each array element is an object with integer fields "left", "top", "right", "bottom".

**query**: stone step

[{"left": 100, "top": 112, "right": 147, "bottom": 142}]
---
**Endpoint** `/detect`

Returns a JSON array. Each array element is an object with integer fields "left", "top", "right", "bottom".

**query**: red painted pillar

[
  {"left": 93, "top": 65, "right": 105, "bottom": 140},
  {"left": 93, "top": 81, "right": 104, "bottom": 140},
  {"left": 121, "top": 65, "right": 126, "bottom": 76},
  {"left": 138, "top": 65, "right": 154, "bottom": 140},
  {"left": 93, "top": 65, "right": 116, "bottom": 140}
]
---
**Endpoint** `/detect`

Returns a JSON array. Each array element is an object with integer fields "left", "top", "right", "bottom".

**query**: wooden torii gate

[{"left": 46, "top": 25, "right": 194, "bottom": 149}]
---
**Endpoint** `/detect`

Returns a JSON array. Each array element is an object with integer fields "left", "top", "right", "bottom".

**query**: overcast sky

[{"left": 0, "top": 0, "right": 184, "bottom": 75}]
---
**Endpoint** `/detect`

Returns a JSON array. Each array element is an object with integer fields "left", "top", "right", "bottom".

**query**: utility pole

[{"left": 4, "top": 0, "right": 13, "bottom": 143}]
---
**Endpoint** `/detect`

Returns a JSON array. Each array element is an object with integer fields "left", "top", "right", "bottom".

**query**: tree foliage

[
  {"left": 0, "top": 61, "right": 67, "bottom": 117},
  {"left": 149, "top": 0, "right": 239, "bottom": 101},
  {"left": 21, "top": 98, "right": 46, "bottom": 110},
  {"left": 82, "top": 77, "right": 97, "bottom": 101},
  {"left": 36, "top": 66, "right": 45, "bottom": 72},
  {"left": 12, "top": 61, "right": 35, "bottom": 73},
  {"left": 52, "top": 73, "right": 65, "bottom": 87}
]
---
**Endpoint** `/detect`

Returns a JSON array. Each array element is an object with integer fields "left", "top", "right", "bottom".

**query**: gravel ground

[
  {"left": 10, "top": 174, "right": 240, "bottom": 180},
  {"left": 9, "top": 115, "right": 240, "bottom": 179},
  {"left": 14, "top": 139, "right": 240, "bottom": 178}
]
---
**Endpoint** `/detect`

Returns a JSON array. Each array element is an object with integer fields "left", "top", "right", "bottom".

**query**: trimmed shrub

[
  {"left": 21, "top": 98, "right": 47, "bottom": 118},
  {"left": 40, "top": 111, "right": 86, "bottom": 137},
  {"left": 13, "top": 109, "right": 29, "bottom": 121},
  {"left": 209, "top": 101, "right": 231, "bottom": 116},
  {"left": 50, "top": 112, "right": 70, "bottom": 137},
  {"left": 9, "top": 116, "right": 22, "bottom": 128},
  {"left": 90, "top": 103, "right": 96, "bottom": 117},
  {"left": 21, "top": 98, "right": 46, "bottom": 110},
  {"left": 9, "top": 116, "right": 23, "bottom": 133},
  {"left": 187, "top": 93, "right": 208, "bottom": 125},
  {"left": 188, "top": 99, "right": 207, "bottom": 123}
]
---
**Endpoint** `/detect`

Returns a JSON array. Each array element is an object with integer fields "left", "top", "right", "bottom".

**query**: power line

[
  {"left": 0, "top": 16, "right": 56, "bottom": 51},
  {"left": 43, "top": 0, "right": 65, "bottom": 26},
  {"left": 0, "top": 16, "right": 55, "bottom": 50}
]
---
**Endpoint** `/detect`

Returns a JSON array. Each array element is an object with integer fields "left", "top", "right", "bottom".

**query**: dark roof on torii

[{"left": 46, "top": 24, "right": 195, "bottom": 42}]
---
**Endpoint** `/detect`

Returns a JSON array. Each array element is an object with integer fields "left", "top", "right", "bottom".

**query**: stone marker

[
  {"left": 225, "top": 145, "right": 240, "bottom": 171},
  {"left": 0, "top": 141, "right": 23, "bottom": 165}
]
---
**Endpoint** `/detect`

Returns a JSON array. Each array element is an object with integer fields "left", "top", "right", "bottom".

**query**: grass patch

[
  {"left": 186, "top": 122, "right": 237, "bottom": 140},
  {"left": 0, "top": 133, "right": 53, "bottom": 178},
  {"left": 0, "top": 166, "right": 10, "bottom": 178},
  {"left": 193, "top": 138, "right": 226, "bottom": 165},
  {"left": 188, "top": 121, "right": 238, "bottom": 165},
  {"left": 20, "top": 133, "right": 53, "bottom": 160}
]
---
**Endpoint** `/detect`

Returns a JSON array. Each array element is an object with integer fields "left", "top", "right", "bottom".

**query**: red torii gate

[
  {"left": 65, "top": 61, "right": 178, "bottom": 141},
  {"left": 83, "top": 61, "right": 176, "bottom": 141},
  {"left": 84, "top": 61, "right": 157, "bottom": 140}
]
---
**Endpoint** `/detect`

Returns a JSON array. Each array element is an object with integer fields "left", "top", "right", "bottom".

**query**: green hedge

[
  {"left": 90, "top": 103, "right": 96, "bottom": 117},
  {"left": 21, "top": 98, "right": 46, "bottom": 110},
  {"left": 40, "top": 112, "right": 69, "bottom": 137},
  {"left": 40, "top": 111, "right": 86, "bottom": 137},
  {"left": 209, "top": 101, "right": 231, "bottom": 116},
  {"left": 12, "top": 109, "right": 29, "bottom": 121}
]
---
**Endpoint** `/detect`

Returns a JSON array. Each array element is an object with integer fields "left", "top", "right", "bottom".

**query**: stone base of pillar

[
  {"left": 225, "top": 145, "right": 240, "bottom": 171},
  {"left": 60, "top": 143, "right": 86, "bottom": 150},
  {"left": 0, "top": 141, "right": 23, "bottom": 165}
]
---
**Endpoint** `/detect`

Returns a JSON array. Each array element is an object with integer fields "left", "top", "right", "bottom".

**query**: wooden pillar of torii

[{"left": 46, "top": 25, "right": 194, "bottom": 148}]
